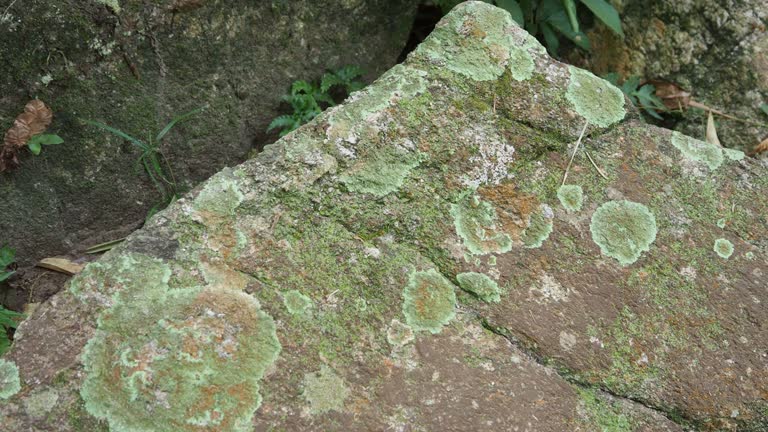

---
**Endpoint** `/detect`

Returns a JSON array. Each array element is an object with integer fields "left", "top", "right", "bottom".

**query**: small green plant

[
  {"left": 268, "top": 66, "right": 364, "bottom": 137},
  {"left": 436, "top": 0, "right": 623, "bottom": 54},
  {"left": 0, "top": 245, "right": 15, "bottom": 283},
  {"left": 26, "top": 133, "right": 64, "bottom": 156},
  {"left": 84, "top": 107, "right": 205, "bottom": 219},
  {"left": 603, "top": 73, "right": 666, "bottom": 119}
]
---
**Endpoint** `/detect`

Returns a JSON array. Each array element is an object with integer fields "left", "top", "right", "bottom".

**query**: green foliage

[
  {"left": 760, "top": 103, "right": 768, "bottom": 118},
  {"left": 436, "top": 0, "right": 623, "bottom": 54},
  {"left": 0, "top": 245, "right": 25, "bottom": 355},
  {"left": 27, "top": 133, "right": 64, "bottom": 156},
  {"left": 0, "top": 245, "right": 15, "bottom": 283},
  {"left": 83, "top": 107, "right": 205, "bottom": 219},
  {"left": 268, "top": 66, "right": 364, "bottom": 137},
  {"left": 604, "top": 73, "right": 666, "bottom": 119}
]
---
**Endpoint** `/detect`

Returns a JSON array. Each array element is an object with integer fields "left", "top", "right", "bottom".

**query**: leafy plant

[
  {"left": 268, "top": 66, "right": 364, "bottom": 137},
  {"left": 0, "top": 245, "right": 15, "bottom": 283},
  {"left": 0, "top": 305, "right": 24, "bottom": 355},
  {"left": 436, "top": 0, "right": 623, "bottom": 54},
  {"left": 83, "top": 107, "right": 205, "bottom": 219},
  {"left": 1, "top": 99, "right": 63, "bottom": 172},
  {"left": 604, "top": 73, "right": 666, "bottom": 119},
  {"left": 26, "top": 133, "right": 64, "bottom": 155}
]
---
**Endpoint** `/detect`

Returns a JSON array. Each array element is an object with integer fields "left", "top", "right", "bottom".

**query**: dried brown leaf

[
  {"left": 706, "top": 111, "right": 721, "bottom": 147},
  {"left": 749, "top": 137, "right": 768, "bottom": 156},
  {"left": 648, "top": 80, "right": 692, "bottom": 110},
  {"left": 36, "top": 257, "right": 85, "bottom": 275},
  {"left": 1, "top": 99, "right": 53, "bottom": 172}
]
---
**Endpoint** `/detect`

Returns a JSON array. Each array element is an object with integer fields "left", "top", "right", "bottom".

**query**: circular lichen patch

[
  {"left": 302, "top": 365, "right": 350, "bottom": 415},
  {"left": 456, "top": 272, "right": 501, "bottom": 303},
  {"left": 714, "top": 238, "right": 734, "bottom": 259},
  {"left": 670, "top": 131, "right": 724, "bottom": 171},
  {"left": 590, "top": 200, "right": 657, "bottom": 266},
  {"left": 557, "top": 184, "right": 584, "bottom": 212},
  {"left": 81, "top": 287, "right": 281, "bottom": 432},
  {"left": 0, "top": 359, "right": 21, "bottom": 400},
  {"left": 386, "top": 319, "right": 415, "bottom": 347},
  {"left": 450, "top": 194, "right": 512, "bottom": 255},
  {"left": 402, "top": 269, "right": 457, "bottom": 334},
  {"left": 566, "top": 66, "right": 626, "bottom": 128},
  {"left": 521, "top": 204, "right": 554, "bottom": 248},
  {"left": 282, "top": 290, "right": 313, "bottom": 316}
]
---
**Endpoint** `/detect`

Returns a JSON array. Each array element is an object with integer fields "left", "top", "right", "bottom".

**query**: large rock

[
  {"left": 1, "top": 2, "right": 766, "bottom": 431},
  {"left": 569, "top": 0, "right": 768, "bottom": 151},
  {"left": 0, "top": 0, "right": 417, "bottom": 266}
]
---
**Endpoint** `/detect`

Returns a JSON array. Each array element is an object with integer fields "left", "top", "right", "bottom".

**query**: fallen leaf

[
  {"left": 647, "top": 80, "right": 691, "bottom": 110},
  {"left": 706, "top": 111, "right": 721, "bottom": 147},
  {"left": 36, "top": 257, "right": 84, "bottom": 275},
  {"left": 749, "top": 136, "right": 768, "bottom": 156},
  {"left": 1, "top": 100, "right": 54, "bottom": 172}
]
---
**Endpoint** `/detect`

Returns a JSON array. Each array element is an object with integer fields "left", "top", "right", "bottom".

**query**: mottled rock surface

[
  {"left": 0, "top": 0, "right": 417, "bottom": 265},
  {"left": 570, "top": 0, "right": 768, "bottom": 152},
  {"left": 1, "top": 2, "right": 767, "bottom": 431}
]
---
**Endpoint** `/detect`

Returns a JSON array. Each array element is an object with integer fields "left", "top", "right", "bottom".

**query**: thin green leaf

[
  {"left": 0, "top": 246, "right": 15, "bottom": 268},
  {"left": 579, "top": 0, "right": 624, "bottom": 37},
  {"left": 155, "top": 106, "right": 206, "bottom": 142},
  {"left": 0, "top": 271, "right": 14, "bottom": 282},
  {"left": 497, "top": 0, "right": 525, "bottom": 25},
  {"left": 562, "top": 0, "right": 579, "bottom": 33},
  {"left": 28, "top": 141, "right": 42, "bottom": 155},
  {"left": 0, "top": 336, "right": 10, "bottom": 356},
  {"left": 540, "top": 22, "right": 560, "bottom": 54},
  {"left": 335, "top": 65, "right": 363, "bottom": 82},
  {"left": 760, "top": 103, "right": 768, "bottom": 117},
  {"left": 83, "top": 119, "right": 147, "bottom": 150},
  {"left": 85, "top": 238, "right": 125, "bottom": 254},
  {"left": 28, "top": 134, "right": 64, "bottom": 146}
]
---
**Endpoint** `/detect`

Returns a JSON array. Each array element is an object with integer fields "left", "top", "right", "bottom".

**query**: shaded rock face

[
  {"left": 1, "top": 2, "right": 767, "bottom": 431},
  {"left": 0, "top": 0, "right": 417, "bottom": 266},
  {"left": 571, "top": 0, "right": 768, "bottom": 151}
]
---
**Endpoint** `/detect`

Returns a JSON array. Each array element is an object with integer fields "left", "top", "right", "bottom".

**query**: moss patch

[
  {"left": 402, "top": 268, "right": 457, "bottom": 334},
  {"left": 590, "top": 200, "right": 657, "bottom": 266}
]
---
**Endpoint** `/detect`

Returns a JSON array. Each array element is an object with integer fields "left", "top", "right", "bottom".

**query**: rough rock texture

[
  {"left": 1, "top": 2, "right": 767, "bottom": 431},
  {"left": 0, "top": 0, "right": 416, "bottom": 266},
  {"left": 569, "top": 0, "right": 768, "bottom": 151}
]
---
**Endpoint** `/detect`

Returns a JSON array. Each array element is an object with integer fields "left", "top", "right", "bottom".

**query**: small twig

[
  {"left": 584, "top": 148, "right": 609, "bottom": 180},
  {"left": 562, "top": 120, "right": 589, "bottom": 186},
  {"left": 1, "top": 0, "right": 18, "bottom": 21}
]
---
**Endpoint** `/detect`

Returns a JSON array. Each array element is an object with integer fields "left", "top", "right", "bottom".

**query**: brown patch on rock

[{"left": 479, "top": 182, "right": 538, "bottom": 240}]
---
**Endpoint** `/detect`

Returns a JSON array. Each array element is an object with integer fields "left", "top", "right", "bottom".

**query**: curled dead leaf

[
  {"left": 647, "top": 79, "right": 691, "bottom": 111},
  {"left": 1, "top": 100, "right": 54, "bottom": 172},
  {"left": 748, "top": 137, "right": 768, "bottom": 156}
]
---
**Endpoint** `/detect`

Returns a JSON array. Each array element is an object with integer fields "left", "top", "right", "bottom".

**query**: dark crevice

[{"left": 478, "top": 316, "right": 697, "bottom": 429}]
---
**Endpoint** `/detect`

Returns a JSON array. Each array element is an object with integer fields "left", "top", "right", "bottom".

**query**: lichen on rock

[
  {"left": 590, "top": 200, "right": 657, "bottom": 266},
  {"left": 670, "top": 131, "right": 724, "bottom": 171},
  {"left": 451, "top": 192, "right": 513, "bottom": 255},
  {"left": 714, "top": 238, "right": 734, "bottom": 259},
  {"left": 557, "top": 184, "right": 584, "bottom": 213},
  {"left": 282, "top": 290, "right": 313, "bottom": 316},
  {"left": 302, "top": 365, "right": 351, "bottom": 415},
  {"left": 565, "top": 66, "right": 626, "bottom": 127},
  {"left": 521, "top": 204, "right": 554, "bottom": 248},
  {"left": 0, "top": 359, "right": 21, "bottom": 400},
  {"left": 456, "top": 272, "right": 501, "bottom": 303},
  {"left": 402, "top": 268, "right": 457, "bottom": 334}
]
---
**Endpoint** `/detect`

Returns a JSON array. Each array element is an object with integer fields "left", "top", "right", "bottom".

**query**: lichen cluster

[
  {"left": 302, "top": 365, "right": 351, "bottom": 415},
  {"left": 456, "top": 272, "right": 501, "bottom": 303},
  {"left": 565, "top": 66, "right": 626, "bottom": 127},
  {"left": 557, "top": 184, "right": 584, "bottom": 213},
  {"left": 0, "top": 359, "right": 20, "bottom": 400},
  {"left": 590, "top": 200, "right": 657, "bottom": 266},
  {"left": 401, "top": 269, "right": 457, "bottom": 334},
  {"left": 670, "top": 131, "right": 724, "bottom": 171},
  {"left": 451, "top": 193, "right": 512, "bottom": 255}
]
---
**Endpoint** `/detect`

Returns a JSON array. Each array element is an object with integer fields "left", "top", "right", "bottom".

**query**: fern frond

[{"left": 267, "top": 115, "right": 298, "bottom": 132}]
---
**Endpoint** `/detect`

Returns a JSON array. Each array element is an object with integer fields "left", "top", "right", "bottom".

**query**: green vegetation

[
  {"left": 0, "top": 245, "right": 15, "bottom": 283},
  {"left": 268, "top": 66, "right": 364, "bottom": 137},
  {"left": 26, "top": 133, "right": 64, "bottom": 156},
  {"left": 0, "top": 245, "right": 23, "bottom": 356},
  {"left": 604, "top": 74, "right": 666, "bottom": 119},
  {"left": 83, "top": 107, "right": 205, "bottom": 219},
  {"left": 437, "top": 0, "right": 623, "bottom": 54}
]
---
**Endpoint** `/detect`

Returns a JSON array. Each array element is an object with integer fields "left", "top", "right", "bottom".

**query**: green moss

[
  {"left": 456, "top": 272, "right": 501, "bottom": 303},
  {"left": 386, "top": 319, "right": 415, "bottom": 347},
  {"left": 450, "top": 193, "right": 512, "bottom": 255},
  {"left": 302, "top": 365, "right": 350, "bottom": 415},
  {"left": 557, "top": 184, "right": 584, "bottom": 212},
  {"left": 590, "top": 200, "right": 657, "bottom": 266},
  {"left": 670, "top": 131, "right": 724, "bottom": 171},
  {"left": 402, "top": 268, "right": 457, "bottom": 334},
  {"left": 713, "top": 238, "right": 734, "bottom": 259},
  {"left": 566, "top": 66, "right": 626, "bottom": 128},
  {"left": 80, "top": 281, "right": 281, "bottom": 432},
  {"left": 24, "top": 389, "right": 60, "bottom": 419},
  {"left": 193, "top": 169, "right": 245, "bottom": 216},
  {"left": 577, "top": 388, "right": 633, "bottom": 432},
  {"left": 0, "top": 359, "right": 21, "bottom": 399},
  {"left": 339, "top": 145, "right": 422, "bottom": 197},
  {"left": 521, "top": 204, "right": 554, "bottom": 248},
  {"left": 282, "top": 290, "right": 313, "bottom": 316}
]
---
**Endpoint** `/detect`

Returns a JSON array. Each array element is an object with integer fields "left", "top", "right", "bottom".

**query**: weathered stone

[
  {"left": 569, "top": 0, "right": 768, "bottom": 152},
  {"left": 2, "top": 2, "right": 767, "bottom": 431},
  {"left": 0, "top": 0, "right": 417, "bottom": 266}
]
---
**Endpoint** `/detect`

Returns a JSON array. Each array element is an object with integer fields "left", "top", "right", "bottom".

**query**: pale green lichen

[
  {"left": 69, "top": 253, "right": 172, "bottom": 303},
  {"left": 723, "top": 148, "right": 746, "bottom": 161},
  {"left": 80, "top": 282, "right": 281, "bottom": 432},
  {"left": 413, "top": 2, "right": 534, "bottom": 82},
  {"left": 716, "top": 218, "right": 726, "bottom": 229},
  {"left": 566, "top": 66, "right": 626, "bottom": 127},
  {"left": 402, "top": 268, "right": 457, "bottom": 334},
  {"left": 339, "top": 145, "right": 422, "bottom": 196},
  {"left": 282, "top": 290, "right": 313, "bottom": 316},
  {"left": 302, "top": 365, "right": 350, "bottom": 415},
  {"left": 95, "top": 0, "right": 120, "bottom": 13},
  {"left": 0, "top": 359, "right": 21, "bottom": 400},
  {"left": 522, "top": 204, "right": 554, "bottom": 248},
  {"left": 386, "top": 319, "right": 415, "bottom": 348},
  {"left": 24, "top": 389, "right": 60, "bottom": 418},
  {"left": 451, "top": 193, "right": 512, "bottom": 255},
  {"left": 557, "top": 184, "right": 584, "bottom": 212},
  {"left": 456, "top": 272, "right": 501, "bottom": 303},
  {"left": 193, "top": 169, "right": 244, "bottom": 216},
  {"left": 670, "top": 131, "right": 724, "bottom": 171},
  {"left": 590, "top": 200, "right": 657, "bottom": 266},
  {"left": 714, "top": 238, "right": 734, "bottom": 259}
]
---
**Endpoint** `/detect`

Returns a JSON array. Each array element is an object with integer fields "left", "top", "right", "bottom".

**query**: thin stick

[
  {"left": 1, "top": 0, "right": 18, "bottom": 20},
  {"left": 584, "top": 148, "right": 609, "bottom": 180},
  {"left": 562, "top": 120, "right": 589, "bottom": 186}
]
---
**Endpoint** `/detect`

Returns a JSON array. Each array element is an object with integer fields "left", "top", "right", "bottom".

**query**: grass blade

[
  {"left": 579, "top": 0, "right": 624, "bottom": 37},
  {"left": 82, "top": 119, "right": 146, "bottom": 150},
  {"left": 155, "top": 106, "right": 206, "bottom": 142}
]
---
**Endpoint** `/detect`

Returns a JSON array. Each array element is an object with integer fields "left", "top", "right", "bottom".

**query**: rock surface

[
  {"left": 0, "top": 0, "right": 417, "bottom": 266},
  {"left": 570, "top": 0, "right": 768, "bottom": 152},
  {"left": 1, "top": 2, "right": 767, "bottom": 431}
]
